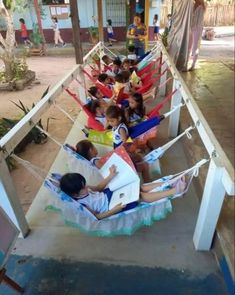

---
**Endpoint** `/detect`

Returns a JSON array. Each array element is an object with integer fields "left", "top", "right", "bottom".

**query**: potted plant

[
  {"left": 29, "top": 23, "right": 45, "bottom": 56},
  {"left": 88, "top": 26, "right": 99, "bottom": 45}
]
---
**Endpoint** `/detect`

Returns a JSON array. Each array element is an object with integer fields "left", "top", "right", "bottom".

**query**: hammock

[
  {"left": 66, "top": 88, "right": 177, "bottom": 131},
  {"left": 60, "top": 125, "right": 193, "bottom": 181},
  {"left": 44, "top": 158, "right": 208, "bottom": 237}
]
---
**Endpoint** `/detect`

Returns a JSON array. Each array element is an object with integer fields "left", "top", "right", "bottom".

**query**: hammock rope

[
  {"left": 11, "top": 154, "right": 48, "bottom": 182},
  {"left": 144, "top": 126, "right": 195, "bottom": 164},
  {"left": 36, "top": 126, "right": 63, "bottom": 148}
]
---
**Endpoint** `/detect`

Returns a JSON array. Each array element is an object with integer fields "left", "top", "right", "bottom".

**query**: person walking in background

[
  {"left": 164, "top": 14, "right": 172, "bottom": 34},
  {"left": 127, "top": 14, "right": 147, "bottom": 58},
  {"left": 107, "top": 19, "right": 116, "bottom": 46},
  {"left": 51, "top": 17, "right": 66, "bottom": 48},
  {"left": 188, "top": 0, "right": 206, "bottom": 70},
  {"left": 153, "top": 14, "right": 160, "bottom": 41},
  {"left": 19, "top": 18, "right": 32, "bottom": 47}
]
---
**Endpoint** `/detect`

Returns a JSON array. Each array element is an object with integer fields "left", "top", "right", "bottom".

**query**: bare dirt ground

[{"left": 0, "top": 56, "right": 80, "bottom": 212}]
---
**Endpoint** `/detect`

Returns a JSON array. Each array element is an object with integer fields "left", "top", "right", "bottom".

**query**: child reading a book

[
  {"left": 87, "top": 100, "right": 107, "bottom": 127},
  {"left": 105, "top": 105, "right": 152, "bottom": 182},
  {"left": 60, "top": 167, "right": 128, "bottom": 220},
  {"left": 59, "top": 170, "right": 187, "bottom": 219},
  {"left": 106, "top": 105, "right": 129, "bottom": 148},
  {"left": 75, "top": 140, "right": 102, "bottom": 168},
  {"left": 97, "top": 73, "right": 114, "bottom": 90},
  {"left": 106, "top": 58, "right": 122, "bottom": 77},
  {"left": 75, "top": 139, "right": 151, "bottom": 182},
  {"left": 125, "top": 92, "right": 146, "bottom": 126}
]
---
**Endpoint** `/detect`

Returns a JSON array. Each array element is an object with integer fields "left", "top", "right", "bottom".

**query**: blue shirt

[{"left": 127, "top": 23, "right": 146, "bottom": 49}]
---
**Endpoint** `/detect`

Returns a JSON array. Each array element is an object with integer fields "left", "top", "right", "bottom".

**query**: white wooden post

[
  {"left": 77, "top": 66, "right": 87, "bottom": 104},
  {"left": 193, "top": 159, "right": 226, "bottom": 250},
  {"left": 0, "top": 156, "right": 29, "bottom": 237},
  {"left": 159, "top": 58, "right": 168, "bottom": 97},
  {"left": 168, "top": 79, "right": 182, "bottom": 137}
]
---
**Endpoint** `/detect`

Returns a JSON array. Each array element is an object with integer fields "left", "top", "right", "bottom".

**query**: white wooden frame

[{"left": 0, "top": 42, "right": 234, "bottom": 251}]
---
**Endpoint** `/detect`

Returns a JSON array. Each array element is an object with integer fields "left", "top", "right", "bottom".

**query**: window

[{"left": 106, "top": 0, "right": 127, "bottom": 27}]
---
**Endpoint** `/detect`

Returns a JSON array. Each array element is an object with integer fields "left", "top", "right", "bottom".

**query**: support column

[
  {"left": 0, "top": 156, "right": 29, "bottom": 237},
  {"left": 168, "top": 79, "right": 182, "bottom": 137},
  {"left": 70, "top": 0, "right": 83, "bottom": 64},
  {"left": 97, "top": 0, "right": 104, "bottom": 42},
  {"left": 144, "top": 0, "right": 150, "bottom": 52},
  {"left": 159, "top": 59, "right": 168, "bottom": 97},
  {"left": 193, "top": 159, "right": 226, "bottom": 250}
]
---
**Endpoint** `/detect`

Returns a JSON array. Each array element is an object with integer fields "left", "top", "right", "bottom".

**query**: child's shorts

[
  {"left": 104, "top": 188, "right": 138, "bottom": 212},
  {"left": 154, "top": 26, "right": 160, "bottom": 34},
  {"left": 108, "top": 32, "right": 114, "bottom": 39}
]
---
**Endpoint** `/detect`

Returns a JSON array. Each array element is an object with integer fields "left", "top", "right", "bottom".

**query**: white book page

[
  {"left": 108, "top": 179, "right": 140, "bottom": 210},
  {"left": 99, "top": 153, "right": 139, "bottom": 191}
]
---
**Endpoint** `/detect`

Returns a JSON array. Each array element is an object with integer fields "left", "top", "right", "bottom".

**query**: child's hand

[
  {"left": 109, "top": 164, "right": 118, "bottom": 178},
  {"left": 112, "top": 203, "right": 126, "bottom": 213}
]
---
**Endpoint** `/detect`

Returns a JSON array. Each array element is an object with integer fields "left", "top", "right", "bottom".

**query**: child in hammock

[
  {"left": 59, "top": 170, "right": 187, "bottom": 220},
  {"left": 113, "top": 71, "right": 131, "bottom": 97},
  {"left": 97, "top": 73, "right": 114, "bottom": 90},
  {"left": 125, "top": 92, "right": 146, "bottom": 126},
  {"left": 106, "top": 58, "right": 122, "bottom": 78},
  {"left": 105, "top": 105, "right": 152, "bottom": 182},
  {"left": 87, "top": 100, "right": 107, "bottom": 127},
  {"left": 88, "top": 86, "right": 110, "bottom": 105}
]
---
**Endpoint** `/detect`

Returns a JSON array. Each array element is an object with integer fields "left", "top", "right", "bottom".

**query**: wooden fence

[{"left": 160, "top": 4, "right": 235, "bottom": 27}]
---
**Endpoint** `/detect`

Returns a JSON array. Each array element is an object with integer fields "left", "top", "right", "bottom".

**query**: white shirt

[
  {"left": 153, "top": 20, "right": 160, "bottom": 27},
  {"left": 95, "top": 115, "right": 107, "bottom": 127},
  {"left": 77, "top": 190, "right": 109, "bottom": 214},
  {"left": 90, "top": 157, "right": 101, "bottom": 167},
  {"left": 127, "top": 54, "right": 137, "bottom": 61},
  {"left": 112, "top": 123, "right": 129, "bottom": 146}
]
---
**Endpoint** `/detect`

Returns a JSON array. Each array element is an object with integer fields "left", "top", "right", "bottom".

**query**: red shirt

[{"left": 21, "top": 23, "right": 28, "bottom": 38}]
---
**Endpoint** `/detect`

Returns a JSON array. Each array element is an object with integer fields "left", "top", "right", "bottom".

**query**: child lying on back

[{"left": 60, "top": 169, "right": 187, "bottom": 219}]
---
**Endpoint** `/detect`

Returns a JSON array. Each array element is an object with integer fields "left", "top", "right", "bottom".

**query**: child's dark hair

[
  {"left": 88, "top": 86, "right": 98, "bottom": 98},
  {"left": 87, "top": 99, "right": 101, "bottom": 114},
  {"left": 106, "top": 105, "right": 127, "bottom": 125},
  {"left": 60, "top": 173, "right": 86, "bottom": 198},
  {"left": 98, "top": 73, "right": 108, "bottom": 83},
  {"left": 128, "top": 45, "right": 135, "bottom": 53},
  {"left": 114, "top": 73, "right": 125, "bottom": 83},
  {"left": 52, "top": 17, "right": 58, "bottom": 22},
  {"left": 107, "top": 19, "right": 112, "bottom": 26},
  {"left": 19, "top": 18, "right": 25, "bottom": 24},
  {"left": 102, "top": 55, "right": 111, "bottom": 65},
  {"left": 154, "top": 14, "right": 158, "bottom": 21},
  {"left": 113, "top": 58, "right": 122, "bottom": 67},
  {"left": 122, "top": 59, "right": 131, "bottom": 66},
  {"left": 76, "top": 140, "right": 94, "bottom": 160},
  {"left": 128, "top": 92, "right": 145, "bottom": 118},
  {"left": 121, "top": 70, "right": 131, "bottom": 82}
]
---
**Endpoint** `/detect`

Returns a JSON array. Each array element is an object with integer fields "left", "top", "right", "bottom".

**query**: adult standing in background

[
  {"left": 127, "top": 14, "right": 147, "bottom": 58},
  {"left": 189, "top": 0, "right": 206, "bottom": 70}
]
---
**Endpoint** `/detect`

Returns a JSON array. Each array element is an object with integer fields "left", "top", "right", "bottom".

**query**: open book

[{"left": 99, "top": 153, "right": 140, "bottom": 210}]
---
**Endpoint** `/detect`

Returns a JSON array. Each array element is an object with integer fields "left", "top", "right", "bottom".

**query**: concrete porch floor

[{"left": 0, "top": 99, "right": 230, "bottom": 294}]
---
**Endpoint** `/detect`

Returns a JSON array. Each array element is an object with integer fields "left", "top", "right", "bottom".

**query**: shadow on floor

[{"left": 0, "top": 255, "right": 228, "bottom": 295}]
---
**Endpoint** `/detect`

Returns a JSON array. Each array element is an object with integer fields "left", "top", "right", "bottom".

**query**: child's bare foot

[{"left": 173, "top": 176, "right": 187, "bottom": 195}]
